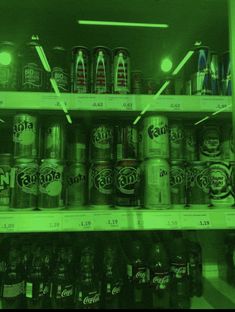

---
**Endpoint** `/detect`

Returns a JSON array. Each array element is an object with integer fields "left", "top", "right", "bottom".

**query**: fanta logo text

[
  {"left": 17, "top": 170, "right": 38, "bottom": 187},
  {"left": 83, "top": 293, "right": 100, "bottom": 305},
  {"left": 40, "top": 170, "right": 61, "bottom": 184},
  {"left": 148, "top": 124, "right": 168, "bottom": 139},
  {"left": 94, "top": 169, "right": 112, "bottom": 191},
  {"left": 92, "top": 128, "right": 112, "bottom": 144},
  {"left": 117, "top": 168, "right": 139, "bottom": 189},
  {"left": 13, "top": 121, "right": 34, "bottom": 136},
  {"left": 67, "top": 174, "right": 86, "bottom": 186}
]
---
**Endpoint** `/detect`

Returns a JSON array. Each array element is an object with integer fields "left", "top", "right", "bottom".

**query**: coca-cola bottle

[
  {"left": 25, "top": 245, "right": 50, "bottom": 309},
  {"left": 170, "top": 276, "right": 190, "bottom": 309},
  {"left": 50, "top": 246, "right": 74, "bottom": 309},
  {"left": 148, "top": 238, "right": 171, "bottom": 309},
  {"left": 1, "top": 241, "right": 24, "bottom": 309}
]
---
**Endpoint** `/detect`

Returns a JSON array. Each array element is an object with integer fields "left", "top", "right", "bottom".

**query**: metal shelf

[
  {"left": 0, "top": 208, "right": 234, "bottom": 233},
  {"left": 0, "top": 92, "right": 231, "bottom": 112}
]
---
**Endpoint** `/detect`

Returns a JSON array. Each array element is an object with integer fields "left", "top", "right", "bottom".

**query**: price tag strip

[
  {"left": 180, "top": 212, "right": 212, "bottom": 229},
  {"left": 0, "top": 215, "right": 16, "bottom": 232},
  {"left": 75, "top": 94, "right": 106, "bottom": 110},
  {"left": 133, "top": 211, "right": 180, "bottom": 230},
  {"left": 200, "top": 96, "right": 230, "bottom": 112},
  {"left": 94, "top": 211, "right": 129, "bottom": 230},
  {"left": 225, "top": 212, "right": 235, "bottom": 228},
  {"left": 106, "top": 95, "right": 135, "bottom": 111},
  {"left": 62, "top": 212, "right": 94, "bottom": 231}
]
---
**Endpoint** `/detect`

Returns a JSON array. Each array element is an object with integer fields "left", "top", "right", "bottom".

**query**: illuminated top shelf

[
  {"left": 0, "top": 92, "right": 231, "bottom": 112},
  {"left": 0, "top": 208, "right": 234, "bottom": 233}
]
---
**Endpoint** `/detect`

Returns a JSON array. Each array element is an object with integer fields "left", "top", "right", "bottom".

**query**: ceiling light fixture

[{"left": 78, "top": 20, "right": 169, "bottom": 28}]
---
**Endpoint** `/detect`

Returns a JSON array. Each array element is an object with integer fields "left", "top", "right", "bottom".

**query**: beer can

[
  {"left": 143, "top": 115, "right": 169, "bottom": 159},
  {"left": 0, "top": 154, "right": 12, "bottom": 209},
  {"left": 0, "top": 41, "right": 18, "bottom": 91},
  {"left": 144, "top": 78, "right": 157, "bottom": 94},
  {"left": 66, "top": 162, "right": 87, "bottom": 209},
  {"left": 169, "top": 120, "right": 185, "bottom": 160},
  {"left": 131, "top": 70, "right": 143, "bottom": 94},
  {"left": 209, "top": 51, "right": 220, "bottom": 95},
  {"left": 38, "top": 159, "right": 64, "bottom": 210},
  {"left": 143, "top": 158, "right": 171, "bottom": 209},
  {"left": 137, "top": 122, "right": 144, "bottom": 161},
  {"left": 191, "top": 46, "right": 211, "bottom": 95},
  {"left": 67, "top": 124, "right": 87, "bottom": 162},
  {"left": 221, "top": 51, "right": 231, "bottom": 96},
  {"left": 71, "top": 46, "right": 90, "bottom": 93},
  {"left": 20, "top": 41, "right": 45, "bottom": 91},
  {"left": 199, "top": 124, "right": 221, "bottom": 161},
  {"left": 10, "top": 158, "right": 38, "bottom": 210},
  {"left": 184, "top": 125, "right": 197, "bottom": 161},
  {"left": 89, "top": 161, "right": 113, "bottom": 208},
  {"left": 50, "top": 46, "right": 70, "bottom": 92},
  {"left": 170, "top": 161, "right": 186, "bottom": 207},
  {"left": 90, "top": 123, "right": 114, "bottom": 161},
  {"left": 13, "top": 114, "right": 38, "bottom": 159},
  {"left": 114, "top": 159, "right": 141, "bottom": 207},
  {"left": 209, "top": 161, "right": 233, "bottom": 208},
  {"left": 113, "top": 47, "right": 130, "bottom": 94},
  {"left": 116, "top": 124, "right": 138, "bottom": 160},
  {"left": 92, "top": 46, "right": 112, "bottom": 94},
  {"left": 43, "top": 121, "right": 65, "bottom": 160},
  {"left": 221, "top": 124, "right": 234, "bottom": 161},
  {"left": 185, "top": 161, "right": 210, "bottom": 207}
]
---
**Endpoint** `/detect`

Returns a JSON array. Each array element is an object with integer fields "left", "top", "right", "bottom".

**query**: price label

[
  {"left": 106, "top": 95, "right": 135, "bottom": 111},
  {"left": 79, "top": 215, "right": 94, "bottom": 231},
  {"left": 134, "top": 212, "right": 179, "bottom": 230},
  {"left": 181, "top": 213, "right": 212, "bottom": 229},
  {"left": 0, "top": 216, "right": 16, "bottom": 232},
  {"left": 215, "top": 102, "right": 228, "bottom": 110},
  {"left": 122, "top": 102, "right": 133, "bottom": 110},
  {"left": 225, "top": 213, "right": 235, "bottom": 228},
  {"left": 76, "top": 95, "right": 106, "bottom": 110},
  {"left": 92, "top": 102, "right": 105, "bottom": 108},
  {"left": 170, "top": 102, "right": 182, "bottom": 111},
  {"left": 49, "top": 222, "right": 61, "bottom": 230}
]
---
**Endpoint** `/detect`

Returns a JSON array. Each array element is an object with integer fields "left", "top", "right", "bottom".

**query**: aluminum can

[
  {"left": 209, "top": 51, "right": 220, "bottom": 95},
  {"left": 0, "top": 154, "right": 12, "bottom": 209},
  {"left": 113, "top": 47, "right": 130, "bottom": 94},
  {"left": 131, "top": 70, "right": 143, "bottom": 94},
  {"left": 143, "top": 115, "right": 169, "bottom": 159},
  {"left": 20, "top": 41, "right": 45, "bottom": 91},
  {"left": 0, "top": 41, "right": 18, "bottom": 91},
  {"left": 67, "top": 124, "right": 87, "bottom": 162},
  {"left": 221, "top": 124, "right": 234, "bottom": 161},
  {"left": 66, "top": 162, "right": 87, "bottom": 209},
  {"left": 185, "top": 161, "right": 210, "bottom": 206},
  {"left": 38, "top": 159, "right": 64, "bottom": 210},
  {"left": 10, "top": 158, "right": 38, "bottom": 210},
  {"left": 209, "top": 161, "right": 233, "bottom": 208},
  {"left": 184, "top": 125, "right": 197, "bottom": 161},
  {"left": 50, "top": 46, "right": 70, "bottom": 92},
  {"left": 13, "top": 114, "right": 38, "bottom": 159},
  {"left": 90, "top": 124, "right": 114, "bottom": 161},
  {"left": 199, "top": 124, "right": 221, "bottom": 161},
  {"left": 137, "top": 122, "right": 144, "bottom": 161},
  {"left": 144, "top": 78, "right": 157, "bottom": 94},
  {"left": 221, "top": 51, "right": 231, "bottom": 96},
  {"left": 89, "top": 161, "right": 113, "bottom": 208},
  {"left": 92, "top": 46, "right": 112, "bottom": 93},
  {"left": 144, "top": 158, "right": 170, "bottom": 209},
  {"left": 43, "top": 121, "right": 65, "bottom": 160},
  {"left": 169, "top": 120, "right": 184, "bottom": 160},
  {"left": 114, "top": 159, "right": 140, "bottom": 207},
  {"left": 170, "top": 161, "right": 186, "bottom": 206},
  {"left": 71, "top": 46, "right": 90, "bottom": 93},
  {"left": 230, "top": 161, "right": 235, "bottom": 204},
  {"left": 191, "top": 46, "right": 211, "bottom": 95},
  {"left": 116, "top": 124, "right": 138, "bottom": 160}
]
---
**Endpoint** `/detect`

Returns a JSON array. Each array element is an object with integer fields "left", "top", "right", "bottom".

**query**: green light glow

[
  {"left": 78, "top": 20, "right": 169, "bottom": 28},
  {"left": 0, "top": 52, "right": 12, "bottom": 66},
  {"left": 50, "top": 78, "right": 61, "bottom": 96},
  {"left": 194, "top": 116, "right": 210, "bottom": 125},
  {"left": 172, "top": 51, "right": 194, "bottom": 75},
  {"left": 161, "top": 58, "right": 173, "bottom": 72},
  {"left": 66, "top": 114, "right": 72, "bottom": 124},
  {"left": 35, "top": 45, "right": 51, "bottom": 72}
]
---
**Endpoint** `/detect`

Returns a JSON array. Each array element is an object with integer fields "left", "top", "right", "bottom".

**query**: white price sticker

[
  {"left": 169, "top": 102, "right": 182, "bottom": 111},
  {"left": 94, "top": 212, "right": 128, "bottom": 230},
  {"left": 0, "top": 217, "right": 16, "bottom": 232},
  {"left": 79, "top": 215, "right": 94, "bottom": 230},
  {"left": 225, "top": 213, "right": 235, "bottom": 228},
  {"left": 144, "top": 212, "right": 179, "bottom": 229},
  {"left": 181, "top": 212, "right": 211, "bottom": 229},
  {"left": 76, "top": 95, "right": 106, "bottom": 110},
  {"left": 122, "top": 101, "right": 133, "bottom": 110}
]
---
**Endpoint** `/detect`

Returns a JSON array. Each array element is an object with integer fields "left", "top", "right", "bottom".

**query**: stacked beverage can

[
  {"left": 71, "top": 46, "right": 90, "bottom": 93},
  {"left": 38, "top": 120, "right": 65, "bottom": 210},
  {"left": 66, "top": 124, "right": 87, "bottom": 209},
  {"left": 221, "top": 124, "right": 234, "bottom": 161},
  {"left": 142, "top": 115, "right": 171, "bottom": 209},
  {"left": 89, "top": 122, "right": 114, "bottom": 208},
  {"left": 0, "top": 154, "right": 12, "bottom": 210},
  {"left": 170, "top": 161, "right": 186, "bottom": 207},
  {"left": 209, "top": 51, "right": 220, "bottom": 95},
  {"left": 113, "top": 48, "right": 130, "bottom": 94},
  {"left": 221, "top": 51, "right": 231, "bottom": 96},
  {"left": 199, "top": 124, "right": 221, "bottom": 161},
  {"left": 10, "top": 114, "right": 39, "bottom": 210},
  {"left": 131, "top": 71, "right": 143, "bottom": 94},
  {"left": 169, "top": 120, "right": 185, "bottom": 161}
]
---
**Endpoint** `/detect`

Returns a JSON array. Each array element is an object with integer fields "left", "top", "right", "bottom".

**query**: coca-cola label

[
  {"left": 200, "top": 127, "right": 221, "bottom": 157},
  {"left": 106, "top": 282, "right": 121, "bottom": 296},
  {"left": 39, "top": 163, "right": 63, "bottom": 197},
  {"left": 209, "top": 163, "right": 230, "bottom": 199},
  {"left": 147, "top": 124, "right": 168, "bottom": 140},
  {"left": 54, "top": 284, "right": 73, "bottom": 299},
  {"left": 171, "top": 263, "right": 187, "bottom": 279},
  {"left": 81, "top": 291, "right": 100, "bottom": 305},
  {"left": 170, "top": 167, "right": 185, "bottom": 187},
  {"left": 13, "top": 119, "right": 36, "bottom": 145},
  {"left": 132, "top": 266, "right": 148, "bottom": 284},
  {"left": 115, "top": 166, "right": 140, "bottom": 195},
  {"left": 23, "top": 63, "right": 43, "bottom": 89},
  {"left": 52, "top": 67, "right": 69, "bottom": 92},
  {"left": 16, "top": 164, "right": 38, "bottom": 195},
  {"left": 150, "top": 272, "right": 170, "bottom": 290},
  {"left": 92, "top": 126, "right": 113, "bottom": 149},
  {"left": 169, "top": 126, "right": 184, "bottom": 145},
  {"left": 92, "top": 167, "right": 113, "bottom": 194}
]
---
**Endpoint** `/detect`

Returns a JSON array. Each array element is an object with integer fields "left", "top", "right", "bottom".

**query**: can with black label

[
  {"left": 199, "top": 125, "right": 221, "bottom": 161},
  {"left": 0, "top": 154, "right": 12, "bottom": 209},
  {"left": 90, "top": 124, "right": 114, "bottom": 161},
  {"left": 10, "top": 158, "right": 38, "bottom": 210},
  {"left": 170, "top": 161, "right": 186, "bottom": 207}
]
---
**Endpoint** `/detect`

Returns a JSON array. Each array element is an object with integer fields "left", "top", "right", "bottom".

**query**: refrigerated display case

[{"left": 0, "top": 0, "right": 234, "bottom": 309}]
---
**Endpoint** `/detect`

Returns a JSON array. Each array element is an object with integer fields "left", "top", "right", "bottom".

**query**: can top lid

[
  {"left": 14, "top": 158, "right": 37, "bottom": 163},
  {"left": 91, "top": 160, "right": 113, "bottom": 164},
  {"left": 41, "top": 158, "right": 63, "bottom": 163},
  {"left": 187, "top": 161, "right": 207, "bottom": 164},
  {"left": 53, "top": 46, "right": 66, "bottom": 51},
  {"left": 92, "top": 45, "right": 111, "bottom": 51},
  {"left": 145, "top": 157, "right": 168, "bottom": 162},
  {"left": 194, "top": 45, "right": 209, "bottom": 50},
  {"left": 113, "top": 47, "right": 130, "bottom": 52},
  {"left": 170, "top": 160, "right": 185, "bottom": 164},
  {"left": 0, "top": 41, "right": 14, "bottom": 46},
  {"left": 72, "top": 45, "right": 89, "bottom": 50},
  {"left": 26, "top": 41, "right": 39, "bottom": 47}
]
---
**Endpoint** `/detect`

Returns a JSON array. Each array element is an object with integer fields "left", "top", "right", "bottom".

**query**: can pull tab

[
  {"left": 96, "top": 51, "right": 106, "bottom": 88},
  {"left": 115, "top": 52, "right": 127, "bottom": 88},
  {"left": 75, "top": 51, "right": 86, "bottom": 83}
]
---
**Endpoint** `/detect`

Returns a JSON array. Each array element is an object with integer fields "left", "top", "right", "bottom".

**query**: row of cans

[
  {"left": 184, "top": 46, "right": 231, "bottom": 96},
  {"left": 0, "top": 41, "right": 131, "bottom": 94}
]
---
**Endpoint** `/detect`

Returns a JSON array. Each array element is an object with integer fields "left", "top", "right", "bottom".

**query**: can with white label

[
  {"left": 144, "top": 158, "right": 171, "bottom": 209},
  {"left": 143, "top": 115, "right": 169, "bottom": 159},
  {"left": 199, "top": 125, "right": 221, "bottom": 161}
]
